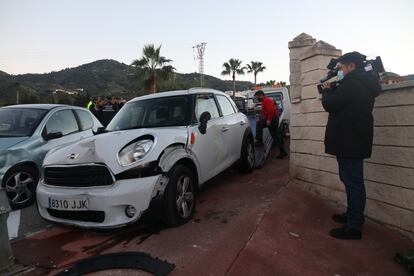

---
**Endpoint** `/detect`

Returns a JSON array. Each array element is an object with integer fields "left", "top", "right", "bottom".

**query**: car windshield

[
  {"left": 0, "top": 108, "right": 47, "bottom": 137},
  {"left": 106, "top": 95, "right": 191, "bottom": 131}
]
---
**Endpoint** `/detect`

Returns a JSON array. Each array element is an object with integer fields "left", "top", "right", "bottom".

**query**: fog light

[{"left": 125, "top": 205, "right": 136, "bottom": 218}]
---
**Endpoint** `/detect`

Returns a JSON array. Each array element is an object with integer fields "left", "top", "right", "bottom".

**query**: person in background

[
  {"left": 254, "top": 90, "right": 288, "bottom": 158},
  {"left": 87, "top": 97, "right": 98, "bottom": 117},
  {"left": 100, "top": 96, "right": 118, "bottom": 127}
]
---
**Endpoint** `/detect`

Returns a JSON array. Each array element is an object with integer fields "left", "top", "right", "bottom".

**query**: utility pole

[
  {"left": 192, "top": 42, "right": 207, "bottom": 87},
  {"left": 16, "top": 90, "right": 19, "bottom": 105}
]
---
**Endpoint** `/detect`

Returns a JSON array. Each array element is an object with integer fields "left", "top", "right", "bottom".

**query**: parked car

[
  {"left": 232, "top": 96, "right": 256, "bottom": 116},
  {"left": 0, "top": 104, "right": 102, "bottom": 209},
  {"left": 37, "top": 88, "right": 255, "bottom": 228}
]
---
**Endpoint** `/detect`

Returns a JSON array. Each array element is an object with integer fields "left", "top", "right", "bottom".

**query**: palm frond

[{"left": 221, "top": 62, "right": 231, "bottom": 75}]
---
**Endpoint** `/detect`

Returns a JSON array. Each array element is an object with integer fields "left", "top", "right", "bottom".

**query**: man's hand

[
  {"left": 266, "top": 120, "right": 271, "bottom": 126},
  {"left": 321, "top": 82, "right": 332, "bottom": 90}
]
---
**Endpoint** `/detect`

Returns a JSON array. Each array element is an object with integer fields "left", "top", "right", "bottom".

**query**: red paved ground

[{"left": 11, "top": 154, "right": 413, "bottom": 275}]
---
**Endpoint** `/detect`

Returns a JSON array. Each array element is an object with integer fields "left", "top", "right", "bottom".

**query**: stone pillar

[
  {"left": 289, "top": 35, "right": 341, "bottom": 183},
  {"left": 299, "top": 41, "right": 342, "bottom": 100},
  {"left": 288, "top": 33, "right": 316, "bottom": 102}
]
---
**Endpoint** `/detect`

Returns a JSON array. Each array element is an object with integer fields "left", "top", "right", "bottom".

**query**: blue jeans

[{"left": 337, "top": 158, "right": 366, "bottom": 231}]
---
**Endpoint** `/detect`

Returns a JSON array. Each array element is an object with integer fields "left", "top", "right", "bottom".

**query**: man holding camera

[{"left": 321, "top": 52, "right": 381, "bottom": 240}]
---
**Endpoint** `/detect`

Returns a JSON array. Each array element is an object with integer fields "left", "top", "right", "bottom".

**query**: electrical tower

[{"left": 193, "top": 42, "right": 207, "bottom": 87}]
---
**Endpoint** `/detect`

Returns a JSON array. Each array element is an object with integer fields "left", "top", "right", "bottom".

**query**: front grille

[
  {"left": 47, "top": 209, "right": 105, "bottom": 223},
  {"left": 44, "top": 165, "right": 113, "bottom": 187}
]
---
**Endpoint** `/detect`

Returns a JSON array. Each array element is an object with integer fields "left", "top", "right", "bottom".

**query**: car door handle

[
  {"left": 240, "top": 121, "right": 246, "bottom": 126},
  {"left": 221, "top": 127, "right": 230, "bottom": 132}
]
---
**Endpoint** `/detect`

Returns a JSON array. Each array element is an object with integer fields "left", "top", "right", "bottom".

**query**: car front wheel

[
  {"left": 239, "top": 135, "right": 255, "bottom": 173},
  {"left": 3, "top": 165, "right": 38, "bottom": 210},
  {"left": 162, "top": 164, "right": 197, "bottom": 227}
]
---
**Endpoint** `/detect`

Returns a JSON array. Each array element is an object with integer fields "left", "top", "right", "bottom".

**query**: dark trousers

[
  {"left": 337, "top": 157, "right": 366, "bottom": 231},
  {"left": 256, "top": 118, "right": 285, "bottom": 150},
  {"left": 256, "top": 118, "right": 277, "bottom": 142}
]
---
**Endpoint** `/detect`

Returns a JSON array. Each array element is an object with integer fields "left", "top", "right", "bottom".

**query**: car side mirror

[
  {"left": 93, "top": 126, "right": 106, "bottom": 135},
  {"left": 198, "top": 112, "right": 211, "bottom": 135},
  {"left": 45, "top": 131, "right": 63, "bottom": 141}
]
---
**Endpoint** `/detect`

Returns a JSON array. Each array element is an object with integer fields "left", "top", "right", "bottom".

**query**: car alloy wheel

[
  {"left": 175, "top": 175, "right": 194, "bottom": 219},
  {"left": 5, "top": 171, "right": 35, "bottom": 206},
  {"left": 247, "top": 142, "right": 255, "bottom": 169}
]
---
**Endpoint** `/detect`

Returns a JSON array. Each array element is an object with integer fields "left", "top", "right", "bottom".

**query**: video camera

[{"left": 317, "top": 54, "right": 385, "bottom": 94}]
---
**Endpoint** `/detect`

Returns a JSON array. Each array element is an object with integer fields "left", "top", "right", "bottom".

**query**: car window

[
  {"left": 45, "top": 110, "right": 79, "bottom": 136},
  {"left": 195, "top": 94, "right": 220, "bottom": 121},
  {"left": 75, "top": 110, "right": 93, "bottom": 130},
  {"left": 230, "top": 98, "right": 241, "bottom": 113},
  {"left": 0, "top": 108, "right": 47, "bottom": 137},
  {"left": 217, "top": 95, "right": 236, "bottom": 116},
  {"left": 106, "top": 96, "right": 190, "bottom": 131}
]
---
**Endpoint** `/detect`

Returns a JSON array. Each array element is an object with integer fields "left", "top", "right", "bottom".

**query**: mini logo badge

[{"left": 67, "top": 153, "right": 79, "bottom": 160}]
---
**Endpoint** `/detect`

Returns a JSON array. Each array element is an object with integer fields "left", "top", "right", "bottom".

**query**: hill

[
  {"left": 0, "top": 60, "right": 253, "bottom": 106},
  {"left": 404, "top": 74, "right": 414, "bottom": 81}
]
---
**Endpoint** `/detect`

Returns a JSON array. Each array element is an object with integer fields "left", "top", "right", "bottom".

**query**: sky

[{"left": 0, "top": 0, "right": 413, "bottom": 84}]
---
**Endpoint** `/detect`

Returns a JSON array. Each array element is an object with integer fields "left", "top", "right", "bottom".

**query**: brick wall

[{"left": 288, "top": 33, "right": 414, "bottom": 239}]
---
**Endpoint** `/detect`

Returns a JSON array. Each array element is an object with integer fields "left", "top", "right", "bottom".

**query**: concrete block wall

[{"left": 288, "top": 33, "right": 414, "bottom": 239}]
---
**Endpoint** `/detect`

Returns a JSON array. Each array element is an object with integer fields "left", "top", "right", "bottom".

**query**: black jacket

[{"left": 322, "top": 69, "right": 381, "bottom": 159}]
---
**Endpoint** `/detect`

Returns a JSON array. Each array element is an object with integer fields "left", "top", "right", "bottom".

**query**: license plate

[{"left": 48, "top": 198, "right": 89, "bottom": 210}]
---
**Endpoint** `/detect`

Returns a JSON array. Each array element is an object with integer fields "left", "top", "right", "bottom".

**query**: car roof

[
  {"left": 2, "top": 104, "right": 67, "bottom": 110},
  {"left": 129, "top": 88, "right": 228, "bottom": 103}
]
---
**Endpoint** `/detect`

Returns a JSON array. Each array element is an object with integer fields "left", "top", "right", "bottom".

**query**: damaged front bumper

[{"left": 37, "top": 174, "right": 167, "bottom": 228}]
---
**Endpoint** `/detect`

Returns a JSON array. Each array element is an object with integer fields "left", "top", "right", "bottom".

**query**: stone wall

[{"left": 288, "top": 33, "right": 414, "bottom": 239}]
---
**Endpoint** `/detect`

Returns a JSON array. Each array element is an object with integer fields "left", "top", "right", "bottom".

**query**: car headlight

[{"left": 118, "top": 139, "right": 153, "bottom": 166}]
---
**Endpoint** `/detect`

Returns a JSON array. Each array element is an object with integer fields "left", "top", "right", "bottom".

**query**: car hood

[
  {"left": 43, "top": 127, "right": 189, "bottom": 175},
  {"left": 0, "top": 137, "right": 29, "bottom": 150}
]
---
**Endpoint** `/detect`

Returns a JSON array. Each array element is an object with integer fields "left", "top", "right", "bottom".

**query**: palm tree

[
  {"left": 221, "top": 59, "right": 245, "bottom": 97},
  {"left": 131, "top": 44, "right": 175, "bottom": 93},
  {"left": 246, "top": 61, "right": 266, "bottom": 86},
  {"left": 266, "top": 80, "right": 276, "bottom": 86}
]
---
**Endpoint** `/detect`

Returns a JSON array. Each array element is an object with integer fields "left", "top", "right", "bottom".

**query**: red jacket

[{"left": 260, "top": 96, "right": 279, "bottom": 121}]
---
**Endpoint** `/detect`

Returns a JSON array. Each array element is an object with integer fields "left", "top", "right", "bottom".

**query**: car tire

[
  {"left": 239, "top": 135, "right": 255, "bottom": 173},
  {"left": 162, "top": 164, "right": 197, "bottom": 227},
  {"left": 2, "top": 165, "right": 38, "bottom": 210}
]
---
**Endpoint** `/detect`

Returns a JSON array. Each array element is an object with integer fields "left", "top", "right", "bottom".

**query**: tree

[
  {"left": 278, "top": 81, "right": 287, "bottom": 87},
  {"left": 131, "top": 44, "right": 175, "bottom": 94},
  {"left": 266, "top": 80, "right": 276, "bottom": 86},
  {"left": 246, "top": 61, "right": 266, "bottom": 86},
  {"left": 221, "top": 59, "right": 245, "bottom": 97}
]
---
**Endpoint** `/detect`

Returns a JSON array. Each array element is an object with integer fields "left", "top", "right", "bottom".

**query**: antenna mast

[{"left": 193, "top": 42, "right": 207, "bottom": 86}]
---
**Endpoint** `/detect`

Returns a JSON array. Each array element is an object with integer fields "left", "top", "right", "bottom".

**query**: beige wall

[{"left": 289, "top": 33, "right": 414, "bottom": 239}]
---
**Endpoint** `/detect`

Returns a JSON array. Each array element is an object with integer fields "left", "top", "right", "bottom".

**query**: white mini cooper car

[{"left": 37, "top": 88, "right": 255, "bottom": 228}]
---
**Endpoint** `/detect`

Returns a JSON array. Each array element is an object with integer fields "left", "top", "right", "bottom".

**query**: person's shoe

[
  {"left": 332, "top": 213, "right": 347, "bottom": 224},
  {"left": 329, "top": 226, "right": 362, "bottom": 240},
  {"left": 275, "top": 149, "right": 288, "bottom": 159}
]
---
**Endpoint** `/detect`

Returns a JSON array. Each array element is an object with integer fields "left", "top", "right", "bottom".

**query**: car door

[
  {"left": 187, "top": 93, "right": 227, "bottom": 184},
  {"left": 216, "top": 94, "right": 246, "bottom": 165},
  {"left": 34, "top": 109, "right": 83, "bottom": 164}
]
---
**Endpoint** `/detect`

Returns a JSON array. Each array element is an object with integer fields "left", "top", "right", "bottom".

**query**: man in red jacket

[{"left": 254, "top": 90, "right": 287, "bottom": 158}]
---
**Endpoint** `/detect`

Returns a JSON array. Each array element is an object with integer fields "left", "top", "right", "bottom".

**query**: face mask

[{"left": 337, "top": 70, "right": 345, "bottom": 81}]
